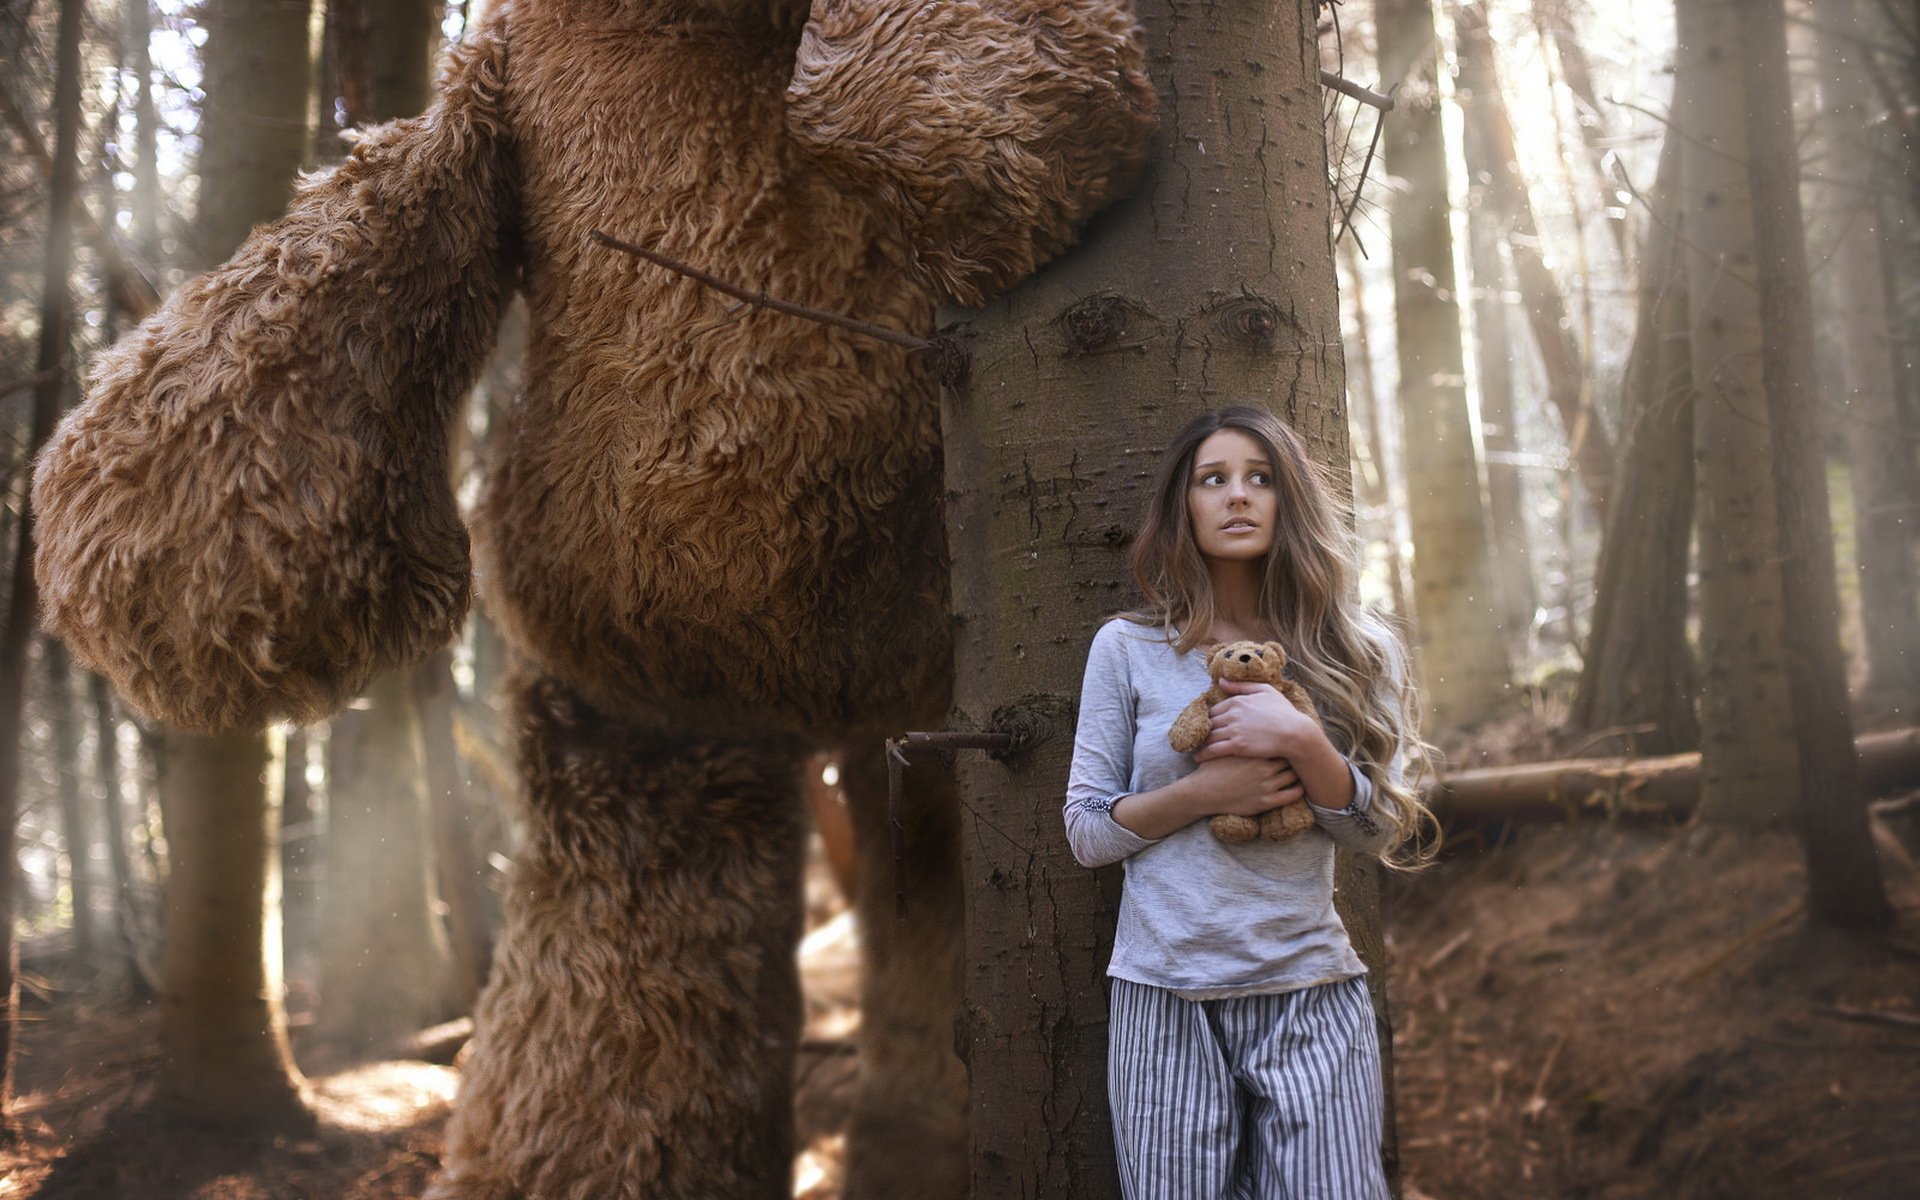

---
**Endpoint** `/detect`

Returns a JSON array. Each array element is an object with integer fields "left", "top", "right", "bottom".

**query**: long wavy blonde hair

[{"left": 1124, "top": 406, "right": 1438, "bottom": 867}]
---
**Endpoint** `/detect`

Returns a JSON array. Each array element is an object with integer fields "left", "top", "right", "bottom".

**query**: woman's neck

[{"left": 1204, "top": 559, "right": 1268, "bottom": 643}]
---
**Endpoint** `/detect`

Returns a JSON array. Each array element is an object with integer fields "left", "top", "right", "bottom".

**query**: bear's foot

[
  {"left": 1259, "top": 802, "right": 1316, "bottom": 842},
  {"left": 1208, "top": 813, "right": 1261, "bottom": 843}
]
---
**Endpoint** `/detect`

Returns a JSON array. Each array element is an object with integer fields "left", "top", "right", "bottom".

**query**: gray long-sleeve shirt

[{"left": 1064, "top": 618, "right": 1395, "bottom": 998}]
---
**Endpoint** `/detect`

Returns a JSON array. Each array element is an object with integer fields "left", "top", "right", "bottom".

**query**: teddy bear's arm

[
  {"left": 31, "top": 26, "right": 517, "bottom": 734},
  {"left": 1167, "top": 693, "right": 1213, "bottom": 754},
  {"left": 784, "top": 0, "right": 1156, "bottom": 306}
]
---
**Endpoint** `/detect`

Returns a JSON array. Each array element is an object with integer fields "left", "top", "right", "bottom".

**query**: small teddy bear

[{"left": 1168, "top": 640, "right": 1320, "bottom": 844}]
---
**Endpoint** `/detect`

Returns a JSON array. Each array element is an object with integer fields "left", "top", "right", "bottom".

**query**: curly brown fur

[
  {"left": 34, "top": 1, "right": 1153, "bottom": 1193},
  {"left": 788, "top": 0, "right": 1157, "bottom": 305},
  {"left": 426, "top": 675, "right": 810, "bottom": 1200},
  {"left": 31, "top": 28, "right": 516, "bottom": 733}
]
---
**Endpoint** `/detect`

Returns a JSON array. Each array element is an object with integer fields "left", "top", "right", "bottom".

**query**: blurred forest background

[{"left": 1, "top": 0, "right": 1918, "bottom": 1197}]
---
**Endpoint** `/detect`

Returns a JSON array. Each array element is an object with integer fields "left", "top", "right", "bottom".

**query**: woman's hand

[
  {"left": 1189, "top": 754, "right": 1305, "bottom": 816},
  {"left": 1193, "top": 679, "right": 1318, "bottom": 762}
]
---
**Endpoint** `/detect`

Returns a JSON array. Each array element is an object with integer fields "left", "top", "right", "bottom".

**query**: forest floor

[{"left": 3, "top": 733, "right": 1918, "bottom": 1199}]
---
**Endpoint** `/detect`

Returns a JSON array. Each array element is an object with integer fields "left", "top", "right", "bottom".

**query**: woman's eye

[
  {"left": 1250, "top": 472, "right": 1272, "bottom": 486},
  {"left": 1199, "top": 472, "right": 1225, "bottom": 486}
]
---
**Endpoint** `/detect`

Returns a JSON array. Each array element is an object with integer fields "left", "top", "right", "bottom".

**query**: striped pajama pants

[{"left": 1107, "top": 975, "right": 1389, "bottom": 1200}]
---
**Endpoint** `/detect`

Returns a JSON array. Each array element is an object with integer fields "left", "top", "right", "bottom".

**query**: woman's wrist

[
  {"left": 1294, "top": 729, "right": 1357, "bottom": 810},
  {"left": 1110, "top": 775, "right": 1207, "bottom": 840}
]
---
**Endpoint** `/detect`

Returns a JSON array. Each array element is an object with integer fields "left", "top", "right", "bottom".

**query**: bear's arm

[
  {"left": 31, "top": 24, "right": 518, "bottom": 734},
  {"left": 784, "top": 0, "right": 1156, "bottom": 306}
]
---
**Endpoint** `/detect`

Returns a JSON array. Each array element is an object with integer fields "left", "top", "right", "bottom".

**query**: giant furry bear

[{"left": 31, "top": 1, "right": 1154, "bottom": 1195}]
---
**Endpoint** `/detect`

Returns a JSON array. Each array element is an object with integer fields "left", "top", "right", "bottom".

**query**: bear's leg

[
  {"left": 424, "top": 676, "right": 807, "bottom": 1200},
  {"left": 837, "top": 745, "right": 967, "bottom": 1200}
]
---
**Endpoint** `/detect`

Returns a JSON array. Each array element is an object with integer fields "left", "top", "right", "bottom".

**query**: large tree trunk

[
  {"left": 149, "top": 0, "right": 317, "bottom": 1128},
  {"left": 1814, "top": 0, "right": 1920, "bottom": 709},
  {"left": 154, "top": 730, "right": 308, "bottom": 1128},
  {"left": 947, "top": 2, "right": 1393, "bottom": 1193},
  {"left": 1737, "top": 0, "right": 1890, "bottom": 928},
  {"left": 1569, "top": 128, "right": 1699, "bottom": 754},
  {"left": 1375, "top": 0, "right": 1513, "bottom": 730},
  {"left": 1675, "top": 0, "right": 1802, "bottom": 827},
  {"left": 0, "top": 0, "right": 85, "bottom": 1138},
  {"left": 1454, "top": 3, "right": 1538, "bottom": 647}
]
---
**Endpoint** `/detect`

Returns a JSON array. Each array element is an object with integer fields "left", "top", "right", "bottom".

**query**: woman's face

[{"left": 1186, "top": 428, "right": 1277, "bottom": 563}]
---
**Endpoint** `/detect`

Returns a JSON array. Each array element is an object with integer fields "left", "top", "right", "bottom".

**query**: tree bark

[
  {"left": 1814, "top": 0, "right": 1920, "bottom": 708},
  {"left": 0, "top": 0, "right": 85, "bottom": 1138},
  {"left": 145, "top": 0, "right": 318, "bottom": 1128},
  {"left": 1738, "top": 0, "right": 1890, "bottom": 927},
  {"left": 154, "top": 729, "right": 309, "bottom": 1128},
  {"left": 1376, "top": 0, "right": 1514, "bottom": 729},
  {"left": 1674, "top": 0, "right": 1802, "bottom": 827},
  {"left": 1454, "top": 3, "right": 1539, "bottom": 646},
  {"left": 1569, "top": 127, "right": 1700, "bottom": 755},
  {"left": 947, "top": 2, "right": 1393, "bottom": 1193}
]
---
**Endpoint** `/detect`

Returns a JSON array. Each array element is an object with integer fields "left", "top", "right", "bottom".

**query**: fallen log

[{"left": 1429, "top": 728, "right": 1920, "bottom": 823}]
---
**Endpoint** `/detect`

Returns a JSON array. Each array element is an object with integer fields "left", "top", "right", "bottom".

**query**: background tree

[
  {"left": 1812, "top": 0, "right": 1920, "bottom": 711},
  {"left": 150, "top": 0, "right": 317, "bottom": 1129},
  {"left": 309, "top": 0, "right": 462, "bottom": 1055},
  {"left": 948, "top": 0, "right": 1394, "bottom": 1191},
  {"left": 1675, "top": 0, "right": 1889, "bottom": 926},
  {"left": 1375, "top": 0, "right": 1513, "bottom": 729},
  {"left": 0, "top": 0, "right": 84, "bottom": 1139},
  {"left": 1568, "top": 128, "right": 1698, "bottom": 754}
]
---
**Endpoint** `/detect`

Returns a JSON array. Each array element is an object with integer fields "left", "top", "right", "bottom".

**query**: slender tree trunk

[
  {"left": 1455, "top": 4, "right": 1539, "bottom": 646},
  {"left": 1376, "top": 0, "right": 1513, "bottom": 729},
  {"left": 949, "top": 2, "right": 1394, "bottom": 1193},
  {"left": 89, "top": 674, "right": 153, "bottom": 995},
  {"left": 148, "top": 0, "right": 318, "bottom": 1128},
  {"left": 1815, "top": 0, "right": 1920, "bottom": 708},
  {"left": 412, "top": 649, "right": 494, "bottom": 1015},
  {"left": 1570, "top": 128, "right": 1700, "bottom": 754},
  {"left": 318, "top": 671, "right": 458, "bottom": 1050},
  {"left": 311, "top": 0, "right": 460, "bottom": 1047},
  {"left": 1454, "top": 1, "right": 1616, "bottom": 521},
  {"left": 0, "top": 0, "right": 85, "bottom": 1139},
  {"left": 1530, "top": 0, "right": 1630, "bottom": 259},
  {"left": 1738, "top": 0, "right": 1891, "bottom": 927},
  {"left": 43, "top": 640, "right": 97, "bottom": 969},
  {"left": 125, "top": 0, "right": 163, "bottom": 262},
  {"left": 1675, "top": 0, "right": 1802, "bottom": 827},
  {"left": 1341, "top": 244, "right": 1412, "bottom": 622}
]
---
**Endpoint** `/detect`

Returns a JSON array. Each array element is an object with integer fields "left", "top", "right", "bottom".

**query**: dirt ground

[{"left": 4, "top": 788, "right": 1917, "bottom": 1198}]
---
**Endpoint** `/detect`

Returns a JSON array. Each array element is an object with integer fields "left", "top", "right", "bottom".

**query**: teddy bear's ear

[{"left": 1264, "top": 641, "right": 1288, "bottom": 664}]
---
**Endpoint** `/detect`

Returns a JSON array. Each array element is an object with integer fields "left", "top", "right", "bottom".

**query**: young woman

[{"left": 1064, "top": 405, "right": 1434, "bottom": 1199}]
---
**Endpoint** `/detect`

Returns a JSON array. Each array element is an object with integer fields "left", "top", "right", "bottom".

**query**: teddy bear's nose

[{"left": 1237, "top": 653, "right": 1251, "bottom": 662}]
